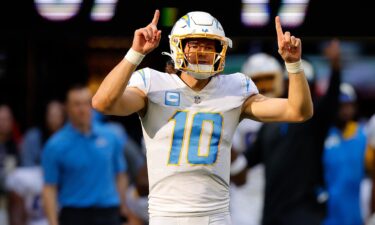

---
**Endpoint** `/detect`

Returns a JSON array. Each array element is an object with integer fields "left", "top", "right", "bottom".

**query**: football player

[{"left": 92, "top": 10, "right": 313, "bottom": 225}]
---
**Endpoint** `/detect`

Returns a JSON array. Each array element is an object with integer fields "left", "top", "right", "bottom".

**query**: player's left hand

[{"left": 275, "top": 16, "right": 301, "bottom": 63}]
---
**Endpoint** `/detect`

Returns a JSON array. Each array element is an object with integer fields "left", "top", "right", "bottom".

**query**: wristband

[
  {"left": 230, "top": 154, "right": 248, "bottom": 176},
  {"left": 124, "top": 48, "right": 145, "bottom": 66},
  {"left": 285, "top": 60, "right": 303, "bottom": 74}
]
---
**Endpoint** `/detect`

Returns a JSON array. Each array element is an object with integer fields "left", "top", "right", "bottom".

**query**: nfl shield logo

[{"left": 194, "top": 96, "right": 201, "bottom": 104}]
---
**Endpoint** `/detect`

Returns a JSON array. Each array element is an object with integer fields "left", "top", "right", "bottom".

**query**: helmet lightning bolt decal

[{"left": 181, "top": 15, "right": 190, "bottom": 27}]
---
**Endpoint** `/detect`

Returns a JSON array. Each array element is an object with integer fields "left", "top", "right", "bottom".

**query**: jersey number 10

[{"left": 168, "top": 111, "right": 223, "bottom": 165}]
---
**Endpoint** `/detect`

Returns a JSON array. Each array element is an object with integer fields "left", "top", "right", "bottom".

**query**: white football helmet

[
  {"left": 165, "top": 11, "right": 233, "bottom": 79},
  {"left": 241, "top": 53, "right": 284, "bottom": 97},
  {"left": 340, "top": 82, "right": 357, "bottom": 103}
]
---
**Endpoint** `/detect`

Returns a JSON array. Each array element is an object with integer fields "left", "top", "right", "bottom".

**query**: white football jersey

[
  {"left": 6, "top": 166, "right": 48, "bottom": 225},
  {"left": 128, "top": 68, "right": 258, "bottom": 217}
]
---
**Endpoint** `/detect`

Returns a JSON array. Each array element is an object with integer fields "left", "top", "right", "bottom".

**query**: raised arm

[
  {"left": 92, "top": 10, "right": 162, "bottom": 116},
  {"left": 242, "top": 16, "right": 313, "bottom": 122}
]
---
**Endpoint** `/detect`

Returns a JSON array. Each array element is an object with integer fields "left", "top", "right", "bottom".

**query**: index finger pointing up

[
  {"left": 151, "top": 9, "right": 160, "bottom": 26},
  {"left": 275, "top": 16, "right": 284, "bottom": 44}
]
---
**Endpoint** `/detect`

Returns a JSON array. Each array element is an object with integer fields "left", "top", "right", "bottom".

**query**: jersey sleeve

[
  {"left": 243, "top": 74, "right": 259, "bottom": 99},
  {"left": 127, "top": 67, "right": 151, "bottom": 94}
]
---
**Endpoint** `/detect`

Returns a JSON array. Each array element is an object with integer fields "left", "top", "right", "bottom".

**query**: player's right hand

[{"left": 131, "top": 10, "right": 162, "bottom": 55}]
